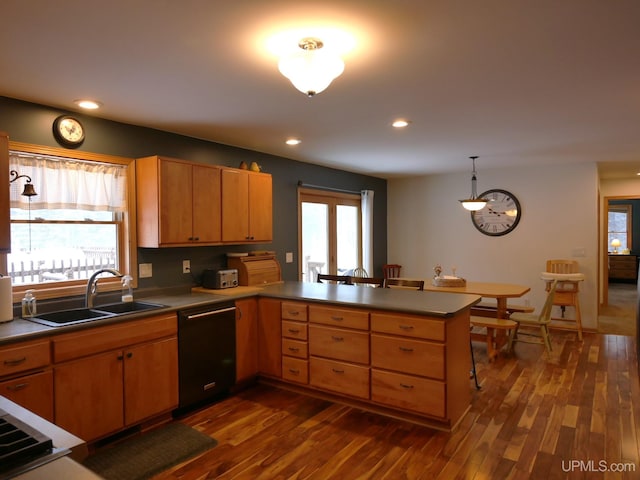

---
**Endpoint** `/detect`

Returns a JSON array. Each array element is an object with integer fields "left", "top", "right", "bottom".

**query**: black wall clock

[
  {"left": 471, "top": 189, "right": 521, "bottom": 236},
  {"left": 53, "top": 115, "right": 85, "bottom": 147}
]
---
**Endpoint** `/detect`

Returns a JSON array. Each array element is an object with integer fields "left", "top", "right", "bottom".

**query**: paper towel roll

[{"left": 0, "top": 276, "right": 14, "bottom": 322}]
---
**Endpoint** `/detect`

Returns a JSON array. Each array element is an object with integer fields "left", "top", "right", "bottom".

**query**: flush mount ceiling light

[
  {"left": 286, "top": 138, "right": 302, "bottom": 145},
  {"left": 459, "top": 156, "right": 488, "bottom": 211},
  {"left": 392, "top": 119, "right": 410, "bottom": 128},
  {"left": 278, "top": 37, "right": 345, "bottom": 97},
  {"left": 74, "top": 99, "right": 102, "bottom": 109}
]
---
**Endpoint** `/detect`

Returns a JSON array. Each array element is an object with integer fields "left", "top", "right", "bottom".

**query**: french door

[{"left": 298, "top": 189, "right": 361, "bottom": 282}]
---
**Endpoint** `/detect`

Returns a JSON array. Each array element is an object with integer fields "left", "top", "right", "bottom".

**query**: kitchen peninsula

[
  {"left": 0, "top": 280, "right": 480, "bottom": 453},
  {"left": 255, "top": 282, "right": 480, "bottom": 431}
]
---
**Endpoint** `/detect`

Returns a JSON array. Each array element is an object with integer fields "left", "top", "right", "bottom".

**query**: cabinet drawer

[
  {"left": 309, "top": 325, "right": 369, "bottom": 364},
  {"left": 282, "top": 356, "right": 308, "bottom": 384},
  {"left": 309, "top": 305, "right": 369, "bottom": 330},
  {"left": 309, "top": 357, "right": 369, "bottom": 399},
  {"left": 0, "top": 339, "right": 50, "bottom": 377},
  {"left": 371, "top": 334, "right": 445, "bottom": 380},
  {"left": 282, "top": 320, "right": 308, "bottom": 341},
  {"left": 371, "top": 369, "right": 445, "bottom": 418},
  {"left": 282, "top": 338, "right": 308, "bottom": 359},
  {"left": 0, "top": 369, "right": 54, "bottom": 422},
  {"left": 370, "top": 312, "right": 445, "bottom": 342},
  {"left": 281, "top": 302, "right": 308, "bottom": 321},
  {"left": 53, "top": 313, "right": 177, "bottom": 362}
]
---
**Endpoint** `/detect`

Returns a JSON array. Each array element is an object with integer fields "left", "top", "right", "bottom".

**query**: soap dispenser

[
  {"left": 121, "top": 275, "right": 133, "bottom": 303},
  {"left": 21, "top": 289, "right": 37, "bottom": 318}
]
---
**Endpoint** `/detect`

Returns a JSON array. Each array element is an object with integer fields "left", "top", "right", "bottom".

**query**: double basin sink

[{"left": 27, "top": 301, "right": 166, "bottom": 327}]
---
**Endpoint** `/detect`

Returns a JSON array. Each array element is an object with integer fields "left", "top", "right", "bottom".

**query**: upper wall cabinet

[
  {"left": 136, "top": 156, "right": 222, "bottom": 247},
  {"left": 0, "top": 133, "right": 9, "bottom": 254},
  {"left": 221, "top": 168, "right": 272, "bottom": 243}
]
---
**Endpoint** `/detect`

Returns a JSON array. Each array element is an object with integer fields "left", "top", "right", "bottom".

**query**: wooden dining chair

[
  {"left": 508, "top": 280, "right": 558, "bottom": 354},
  {"left": 384, "top": 278, "right": 424, "bottom": 290},
  {"left": 317, "top": 273, "right": 351, "bottom": 284},
  {"left": 382, "top": 264, "right": 402, "bottom": 279},
  {"left": 349, "top": 276, "right": 384, "bottom": 288}
]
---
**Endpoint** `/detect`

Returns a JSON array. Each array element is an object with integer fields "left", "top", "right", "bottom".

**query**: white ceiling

[{"left": 2, "top": 1, "right": 640, "bottom": 179}]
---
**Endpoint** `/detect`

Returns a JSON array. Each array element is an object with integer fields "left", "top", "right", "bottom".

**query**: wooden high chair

[{"left": 544, "top": 259, "right": 583, "bottom": 340}]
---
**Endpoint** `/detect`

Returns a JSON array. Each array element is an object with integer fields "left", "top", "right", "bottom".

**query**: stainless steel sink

[
  {"left": 26, "top": 301, "right": 165, "bottom": 327},
  {"left": 93, "top": 301, "right": 165, "bottom": 314}
]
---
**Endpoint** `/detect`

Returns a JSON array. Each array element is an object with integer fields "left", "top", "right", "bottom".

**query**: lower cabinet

[
  {"left": 309, "top": 357, "right": 369, "bottom": 399},
  {"left": 52, "top": 314, "right": 178, "bottom": 442},
  {"left": 0, "top": 338, "right": 53, "bottom": 421},
  {"left": 0, "top": 370, "right": 54, "bottom": 422},
  {"left": 281, "top": 301, "right": 309, "bottom": 384},
  {"left": 235, "top": 298, "right": 258, "bottom": 383},
  {"left": 272, "top": 301, "right": 470, "bottom": 429},
  {"left": 257, "top": 298, "right": 283, "bottom": 377}
]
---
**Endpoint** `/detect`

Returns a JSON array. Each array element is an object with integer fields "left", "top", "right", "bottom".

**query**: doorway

[
  {"left": 298, "top": 188, "right": 361, "bottom": 282},
  {"left": 600, "top": 196, "right": 638, "bottom": 336}
]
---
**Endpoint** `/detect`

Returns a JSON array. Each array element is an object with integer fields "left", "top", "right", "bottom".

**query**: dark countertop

[
  {"left": 259, "top": 281, "right": 481, "bottom": 317},
  {"left": 0, "top": 282, "right": 481, "bottom": 345}
]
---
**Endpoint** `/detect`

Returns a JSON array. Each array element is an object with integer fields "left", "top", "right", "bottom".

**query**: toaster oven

[{"left": 202, "top": 269, "right": 238, "bottom": 289}]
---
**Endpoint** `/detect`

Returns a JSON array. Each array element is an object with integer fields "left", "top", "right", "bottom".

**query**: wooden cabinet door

[
  {"left": 257, "top": 298, "right": 282, "bottom": 377},
  {"left": 248, "top": 173, "right": 272, "bottom": 242},
  {"left": 0, "top": 133, "right": 9, "bottom": 253},
  {"left": 159, "top": 159, "right": 193, "bottom": 244},
  {"left": 235, "top": 298, "right": 258, "bottom": 383},
  {"left": 192, "top": 165, "right": 221, "bottom": 243},
  {"left": 221, "top": 169, "right": 249, "bottom": 242},
  {"left": 0, "top": 370, "right": 54, "bottom": 422},
  {"left": 124, "top": 337, "right": 178, "bottom": 426},
  {"left": 54, "top": 350, "right": 124, "bottom": 441}
]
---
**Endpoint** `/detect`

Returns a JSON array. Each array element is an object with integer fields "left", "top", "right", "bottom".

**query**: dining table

[
  {"left": 421, "top": 280, "right": 532, "bottom": 361},
  {"left": 422, "top": 280, "right": 531, "bottom": 318}
]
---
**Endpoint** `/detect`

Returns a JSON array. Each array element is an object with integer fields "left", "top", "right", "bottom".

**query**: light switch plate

[
  {"left": 285, "top": 252, "right": 293, "bottom": 263},
  {"left": 139, "top": 263, "right": 153, "bottom": 278}
]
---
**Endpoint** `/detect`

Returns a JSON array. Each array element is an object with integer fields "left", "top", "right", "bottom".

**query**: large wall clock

[{"left": 471, "top": 189, "right": 521, "bottom": 236}]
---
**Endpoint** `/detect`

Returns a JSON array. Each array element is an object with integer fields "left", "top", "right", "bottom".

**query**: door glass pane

[
  {"left": 337, "top": 205, "right": 359, "bottom": 275},
  {"left": 301, "top": 202, "right": 328, "bottom": 282}
]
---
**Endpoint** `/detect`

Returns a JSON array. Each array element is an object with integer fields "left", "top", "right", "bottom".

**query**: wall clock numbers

[{"left": 471, "top": 189, "right": 521, "bottom": 236}]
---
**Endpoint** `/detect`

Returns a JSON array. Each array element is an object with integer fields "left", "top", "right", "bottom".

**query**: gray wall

[{"left": 0, "top": 96, "right": 387, "bottom": 290}]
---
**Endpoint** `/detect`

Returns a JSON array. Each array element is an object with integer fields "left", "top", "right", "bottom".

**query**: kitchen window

[
  {"left": 4, "top": 143, "right": 136, "bottom": 300},
  {"left": 608, "top": 204, "right": 632, "bottom": 253}
]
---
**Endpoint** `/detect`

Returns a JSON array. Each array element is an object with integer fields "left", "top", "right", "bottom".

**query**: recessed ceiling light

[
  {"left": 74, "top": 99, "right": 102, "bottom": 109},
  {"left": 286, "top": 138, "right": 301, "bottom": 145},
  {"left": 392, "top": 119, "right": 410, "bottom": 128}
]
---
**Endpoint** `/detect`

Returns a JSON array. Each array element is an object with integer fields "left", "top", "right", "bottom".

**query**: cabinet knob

[{"left": 126, "top": 352, "right": 133, "bottom": 359}]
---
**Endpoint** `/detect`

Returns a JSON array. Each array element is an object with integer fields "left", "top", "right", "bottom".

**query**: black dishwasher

[{"left": 177, "top": 302, "right": 236, "bottom": 412}]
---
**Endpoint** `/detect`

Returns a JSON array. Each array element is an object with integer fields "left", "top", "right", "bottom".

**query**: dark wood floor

[{"left": 153, "top": 332, "right": 640, "bottom": 479}]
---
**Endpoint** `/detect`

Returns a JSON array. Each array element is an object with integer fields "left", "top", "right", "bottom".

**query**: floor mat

[{"left": 82, "top": 423, "right": 217, "bottom": 480}]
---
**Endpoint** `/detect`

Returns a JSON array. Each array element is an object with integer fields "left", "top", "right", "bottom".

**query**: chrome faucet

[{"left": 86, "top": 268, "right": 123, "bottom": 308}]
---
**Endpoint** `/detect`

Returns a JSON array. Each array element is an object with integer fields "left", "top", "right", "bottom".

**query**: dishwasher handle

[{"left": 185, "top": 306, "right": 236, "bottom": 320}]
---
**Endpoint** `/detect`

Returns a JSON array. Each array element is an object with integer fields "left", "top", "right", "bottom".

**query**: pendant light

[{"left": 459, "top": 156, "right": 488, "bottom": 211}]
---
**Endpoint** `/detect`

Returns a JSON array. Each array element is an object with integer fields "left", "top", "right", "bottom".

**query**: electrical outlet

[
  {"left": 183, "top": 260, "right": 191, "bottom": 274},
  {"left": 139, "top": 263, "right": 153, "bottom": 278}
]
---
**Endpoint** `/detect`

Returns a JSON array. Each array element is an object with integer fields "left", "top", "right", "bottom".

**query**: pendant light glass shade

[
  {"left": 278, "top": 38, "right": 345, "bottom": 97},
  {"left": 459, "top": 156, "right": 487, "bottom": 211}
]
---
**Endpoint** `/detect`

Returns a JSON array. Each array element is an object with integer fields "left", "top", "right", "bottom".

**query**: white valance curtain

[
  {"left": 9, "top": 152, "right": 127, "bottom": 211},
  {"left": 361, "top": 189, "right": 374, "bottom": 276}
]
